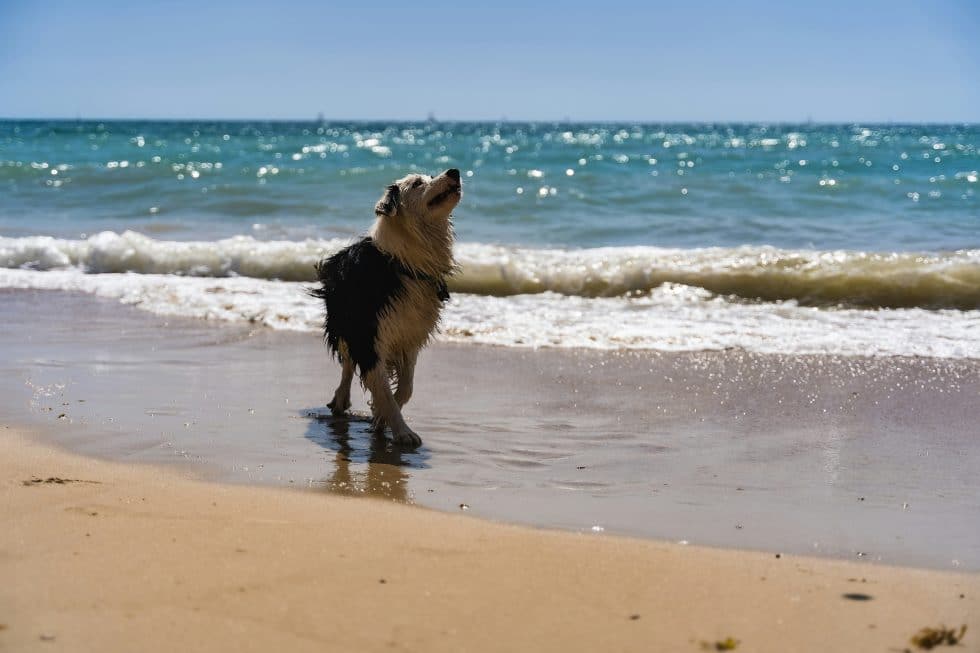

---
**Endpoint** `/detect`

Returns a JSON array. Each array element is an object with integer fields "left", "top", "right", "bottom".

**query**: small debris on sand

[
  {"left": 701, "top": 636, "right": 739, "bottom": 650},
  {"left": 907, "top": 624, "right": 967, "bottom": 650},
  {"left": 842, "top": 593, "right": 874, "bottom": 601},
  {"left": 22, "top": 477, "right": 100, "bottom": 486}
]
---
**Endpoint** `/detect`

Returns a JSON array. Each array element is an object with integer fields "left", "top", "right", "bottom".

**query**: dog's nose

[{"left": 446, "top": 168, "right": 460, "bottom": 182}]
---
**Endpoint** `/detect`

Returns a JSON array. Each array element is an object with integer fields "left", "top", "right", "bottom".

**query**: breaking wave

[{"left": 2, "top": 231, "right": 979, "bottom": 310}]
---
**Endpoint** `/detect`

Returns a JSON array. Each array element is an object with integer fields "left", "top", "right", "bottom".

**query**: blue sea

[{"left": 2, "top": 120, "right": 978, "bottom": 357}]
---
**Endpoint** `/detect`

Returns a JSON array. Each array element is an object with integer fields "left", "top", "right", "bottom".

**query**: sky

[{"left": 0, "top": 0, "right": 977, "bottom": 122}]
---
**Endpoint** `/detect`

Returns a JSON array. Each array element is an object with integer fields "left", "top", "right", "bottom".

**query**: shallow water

[{"left": 5, "top": 291, "right": 979, "bottom": 570}]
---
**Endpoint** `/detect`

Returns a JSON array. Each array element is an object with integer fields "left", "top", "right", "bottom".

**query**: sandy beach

[
  {"left": 1, "top": 289, "right": 979, "bottom": 651},
  {"left": 2, "top": 428, "right": 977, "bottom": 653}
]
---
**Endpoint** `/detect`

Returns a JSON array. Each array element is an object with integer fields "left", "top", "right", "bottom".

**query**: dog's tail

[
  {"left": 308, "top": 258, "right": 338, "bottom": 350},
  {"left": 308, "top": 258, "right": 333, "bottom": 301}
]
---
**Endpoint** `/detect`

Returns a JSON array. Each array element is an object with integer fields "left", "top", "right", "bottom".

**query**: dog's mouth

[{"left": 427, "top": 183, "right": 462, "bottom": 208}]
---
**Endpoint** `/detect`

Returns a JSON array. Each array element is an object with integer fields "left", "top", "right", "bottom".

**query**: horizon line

[{"left": 1, "top": 116, "right": 978, "bottom": 127}]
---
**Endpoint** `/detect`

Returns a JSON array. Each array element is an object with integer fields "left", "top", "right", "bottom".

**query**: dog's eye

[{"left": 412, "top": 179, "right": 424, "bottom": 188}]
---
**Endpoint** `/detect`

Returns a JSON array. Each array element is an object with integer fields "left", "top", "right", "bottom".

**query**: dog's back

[{"left": 312, "top": 237, "right": 405, "bottom": 375}]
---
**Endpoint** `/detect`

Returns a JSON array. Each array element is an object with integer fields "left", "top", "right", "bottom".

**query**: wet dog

[{"left": 311, "top": 169, "right": 461, "bottom": 446}]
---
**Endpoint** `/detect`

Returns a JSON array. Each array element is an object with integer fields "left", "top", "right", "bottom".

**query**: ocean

[{"left": 2, "top": 120, "right": 978, "bottom": 357}]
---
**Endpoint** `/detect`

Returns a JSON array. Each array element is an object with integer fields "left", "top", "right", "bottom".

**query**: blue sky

[{"left": 1, "top": 0, "right": 977, "bottom": 122}]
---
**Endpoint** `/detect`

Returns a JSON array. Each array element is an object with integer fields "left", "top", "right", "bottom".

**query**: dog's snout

[{"left": 446, "top": 168, "right": 460, "bottom": 182}]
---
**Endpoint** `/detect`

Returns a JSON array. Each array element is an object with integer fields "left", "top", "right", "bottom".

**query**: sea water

[{"left": 2, "top": 120, "right": 978, "bottom": 357}]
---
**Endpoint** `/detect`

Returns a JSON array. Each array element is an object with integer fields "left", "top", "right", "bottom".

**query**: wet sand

[
  {"left": 2, "top": 429, "right": 977, "bottom": 653},
  {"left": 2, "top": 289, "right": 980, "bottom": 571}
]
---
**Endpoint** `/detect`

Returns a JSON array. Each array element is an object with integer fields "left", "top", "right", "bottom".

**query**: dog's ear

[{"left": 375, "top": 184, "right": 400, "bottom": 217}]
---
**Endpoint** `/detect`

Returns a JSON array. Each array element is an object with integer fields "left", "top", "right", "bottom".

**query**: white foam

[
  {"left": 442, "top": 287, "right": 980, "bottom": 358},
  {"left": 3, "top": 231, "right": 978, "bottom": 309},
  {"left": 2, "top": 269, "right": 977, "bottom": 359},
  {"left": 0, "top": 231, "right": 349, "bottom": 281}
]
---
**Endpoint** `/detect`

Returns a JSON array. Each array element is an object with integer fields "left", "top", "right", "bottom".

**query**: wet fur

[{"left": 311, "top": 169, "right": 461, "bottom": 446}]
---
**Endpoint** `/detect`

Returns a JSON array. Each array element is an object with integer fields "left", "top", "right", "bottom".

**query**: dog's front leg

[
  {"left": 327, "top": 353, "right": 354, "bottom": 416},
  {"left": 393, "top": 351, "right": 417, "bottom": 408},
  {"left": 364, "top": 366, "right": 421, "bottom": 447}
]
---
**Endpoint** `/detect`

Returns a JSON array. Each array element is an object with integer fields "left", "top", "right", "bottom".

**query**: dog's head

[
  {"left": 370, "top": 169, "right": 460, "bottom": 276},
  {"left": 374, "top": 168, "right": 462, "bottom": 223}
]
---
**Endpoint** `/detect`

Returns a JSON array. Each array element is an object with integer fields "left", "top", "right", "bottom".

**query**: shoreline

[
  {"left": 2, "top": 427, "right": 977, "bottom": 652},
  {"left": 3, "top": 288, "right": 980, "bottom": 571}
]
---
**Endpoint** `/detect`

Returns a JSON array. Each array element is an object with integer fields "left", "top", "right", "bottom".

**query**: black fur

[
  {"left": 311, "top": 237, "right": 449, "bottom": 376},
  {"left": 374, "top": 184, "right": 400, "bottom": 217}
]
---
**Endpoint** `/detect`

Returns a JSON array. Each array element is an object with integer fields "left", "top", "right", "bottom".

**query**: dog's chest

[{"left": 377, "top": 279, "right": 444, "bottom": 353}]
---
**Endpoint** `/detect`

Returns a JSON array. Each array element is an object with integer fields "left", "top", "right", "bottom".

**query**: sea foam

[
  {"left": 2, "top": 267, "right": 978, "bottom": 359},
  {"left": 2, "top": 231, "right": 978, "bottom": 310}
]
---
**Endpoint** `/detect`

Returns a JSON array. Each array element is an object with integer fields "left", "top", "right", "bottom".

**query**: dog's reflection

[{"left": 304, "top": 411, "right": 428, "bottom": 502}]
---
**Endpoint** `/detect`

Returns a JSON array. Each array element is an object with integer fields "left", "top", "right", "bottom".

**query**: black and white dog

[{"left": 312, "top": 169, "right": 461, "bottom": 446}]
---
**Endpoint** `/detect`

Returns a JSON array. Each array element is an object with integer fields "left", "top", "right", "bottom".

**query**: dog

[{"left": 311, "top": 168, "right": 461, "bottom": 446}]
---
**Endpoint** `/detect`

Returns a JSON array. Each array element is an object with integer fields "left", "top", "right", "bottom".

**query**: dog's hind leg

[
  {"left": 393, "top": 350, "right": 417, "bottom": 408},
  {"left": 364, "top": 365, "right": 421, "bottom": 447},
  {"left": 327, "top": 350, "right": 354, "bottom": 416}
]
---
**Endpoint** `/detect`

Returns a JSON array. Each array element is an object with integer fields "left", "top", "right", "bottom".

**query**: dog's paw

[
  {"left": 328, "top": 397, "right": 351, "bottom": 416},
  {"left": 392, "top": 427, "right": 422, "bottom": 448}
]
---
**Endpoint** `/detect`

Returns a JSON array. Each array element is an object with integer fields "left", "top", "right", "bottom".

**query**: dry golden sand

[{"left": 1, "top": 429, "right": 976, "bottom": 653}]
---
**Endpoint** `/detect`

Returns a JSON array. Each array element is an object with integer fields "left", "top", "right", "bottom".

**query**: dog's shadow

[{"left": 302, "top": 408, "right": 430, "bottom": 503}]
